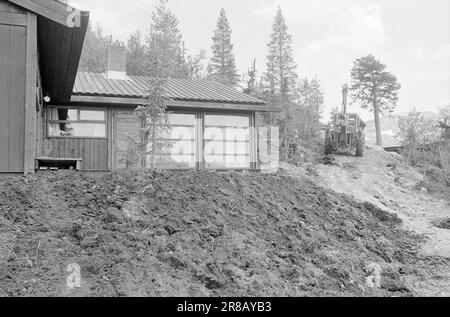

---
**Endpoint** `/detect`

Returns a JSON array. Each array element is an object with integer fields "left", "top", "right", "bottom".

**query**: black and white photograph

[{"left": 0, "top": 0, "right": 449, "bottom": 301}]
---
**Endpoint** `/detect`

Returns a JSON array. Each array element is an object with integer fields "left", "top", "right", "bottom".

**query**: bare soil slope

[
  {"left": 0, "top": 170, "right": 446, "bottom": 297},
  {"left": 281, "top": 148, "right": 450, "bottom": 296}
]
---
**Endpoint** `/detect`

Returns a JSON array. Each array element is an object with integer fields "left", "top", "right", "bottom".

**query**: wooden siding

[
  {"left": 47, "top": 138, "right": 108, "bottom": 171},
  {"left": 0, "top": 10, "right": 26, "bottom": 173},
  {"left": 24, "top": 12, "right": 37, "bottom": 174},
  {"left": 0, "top": 0, "right": 25, "bottom": 13}
]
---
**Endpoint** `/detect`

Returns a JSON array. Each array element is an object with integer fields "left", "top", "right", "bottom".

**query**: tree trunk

[
  {"left": 151, "top": 118, "right": 156, "bottom": 170},
  {"left": 373, "top": 96, "right": 383, "bottom": 147}
]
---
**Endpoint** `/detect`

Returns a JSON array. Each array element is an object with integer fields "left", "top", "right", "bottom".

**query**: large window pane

[
  {"left": 48, "top": 123, "right": 106, "bottom": 137},
  {"left": 205, "top": 114, "right": 250, "bottom": 127},
  {"left": 154, "top": 155, "right": 195, "bottom": 169},
  {"left": 205, "top": 155, "right": 250, "bottom": 169},
  {"left": 48, "top": 108, "right": 77, "bottom": 121},
  {"left": 48, "top": 107, "right": 107, "bottom": 138},
  {"left": 159, "top": 140, "right": 195, "bottom": 155},
  {"left": 204, "top": 114, "right": 251, "bottom": 169},
  {"left": 204, "top": 127, "right": 249, "bottom": 141},
  {"left": 80, "top": 110, "right": 105, "bottom": 121},
  {"left": 204, "top": 141, "right": 250, "bottom": 156},
  {"left": 167, "top": 113, "right": 195, "bottom": 126},
  {"left": 150, "top": 112, "right": 196, "bottom": 169},
  {"left": 160, "top": 126, "right": 195, "bottom": 140}
]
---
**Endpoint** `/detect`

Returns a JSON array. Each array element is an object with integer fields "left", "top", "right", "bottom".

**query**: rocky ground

[{"left": 0, "top": 164, "right": 448, "bottom": 297}]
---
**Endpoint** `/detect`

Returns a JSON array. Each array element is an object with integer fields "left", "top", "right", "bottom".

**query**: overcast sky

[{"left": 71, "top": 0, "right": 449, "bottom": 120}]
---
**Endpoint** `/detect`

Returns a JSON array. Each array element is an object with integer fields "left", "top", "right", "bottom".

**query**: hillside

[
  {"left": 282, "top": 148, "right": 450, "bottom": 296},
  {"left": 0, "top": 168, "right": 448, "bottom": 297}
]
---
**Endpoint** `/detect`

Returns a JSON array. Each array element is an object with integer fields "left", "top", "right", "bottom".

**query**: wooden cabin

[
  {"left": 0, "top": 0, "right": 89, "bottom": 174},
  {"left": 0, "top": 1, "right": 276, "bottom": 174}
]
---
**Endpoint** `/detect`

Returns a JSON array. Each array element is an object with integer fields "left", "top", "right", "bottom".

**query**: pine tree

[
  {"left": 243, "top": 59, "right": 258, "bottom": 96},
  {"left": 135, "top": 41, "right": 170, "bottom": 170},
  {"left": 187, "top": 50, "right": 207, "bottom": 80},
  {"left": 209, "top": 8, "right": 239, "bottom": 87},
  {"left": 263, "top": 7, "right": 298, "bottom": 158},
  {"left": 264, "top": 7, "right": 297, "bottom": 100},
  {"left": 79, "top": 23, "right": 119, "bottom": 73},
  {"left": 146, "top": 0, "right": 189, "bottom": 78},
  {"left": 350, "top": 54, "right": 401, "bottom": 147},
  {"left": 126, "top": 31, "right": 147, "bottom": 76},
  {"left": 308, "top": 78, "right": 324, "bottom": 137}
]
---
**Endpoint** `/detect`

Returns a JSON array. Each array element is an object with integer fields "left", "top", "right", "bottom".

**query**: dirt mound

[
  {"left": 360, "top": 202, "right": 402, "bottom": 225},
  {"left": 310, "top": 148, "right": 450, "bottom": 258},
  {"left": 0, "top": 171, "right": 442, "bottom": 297},
  {"left": 433, "top": 219, "right": 450, "bottom": 230}
]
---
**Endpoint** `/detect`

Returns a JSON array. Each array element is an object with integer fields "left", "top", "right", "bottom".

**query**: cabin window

[
  {"left": 47, "top": 107, "right": 106, "bottom": 138},
  {"left": 151, "top": 112, "right": 196, "bottom": 169},
  {"left": 204, "top": 114, "right": 251, "bottom": 169}
]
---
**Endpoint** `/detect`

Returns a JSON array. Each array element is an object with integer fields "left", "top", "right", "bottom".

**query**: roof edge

[
  {"left": 70, "top": 95, "right": 279, "bottom": 112},
  {"left": 8, "top": 0, "right": 88, "bottom": 26}
]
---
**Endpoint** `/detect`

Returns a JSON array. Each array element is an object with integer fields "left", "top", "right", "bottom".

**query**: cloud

[
  {"left": 408, "top": 46, "right": 425, "bottom": 61},
  {"left": 434, "top": 44, "right": 450, "bottom": 62},
  {"left": 296, "top": 3, "right": 387, "bottom": 82},
  {"left": 297, "top": 3, "right": 386, "bottom": 58},
  {"left": 327, "top": 4, "right": 386, "bottom": 51},
  {"left": 438, "top": 99, "right": 450, "bottom": 107},
  {"left": 415, "top": 70, "right": 450, "bottom": 81},
  {"left": 295, "top": 3, "right": 386, "bottom": 119},
  {"left": 72, "top": 0, "right": 158, "bottom": 41}
]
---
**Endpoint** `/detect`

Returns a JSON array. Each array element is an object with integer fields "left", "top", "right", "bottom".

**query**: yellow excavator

[{"left": 325, "top": 84, "right": 366, "bottom": 157}]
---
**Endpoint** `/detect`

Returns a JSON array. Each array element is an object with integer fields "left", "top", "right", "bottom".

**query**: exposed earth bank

[
  {"left": 282, "top": 148, "right": 450, "bottom": 296},
  {"left": 0, "top": 168, "right": 447, "bottom": 297}
]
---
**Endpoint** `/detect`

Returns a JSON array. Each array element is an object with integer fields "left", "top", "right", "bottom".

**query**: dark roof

[
  {"left": 73, "top": 72, "right": 265, "bottom": 105},
  {"left": 7, "top": 0, "right": 89, "bottom": 102}
]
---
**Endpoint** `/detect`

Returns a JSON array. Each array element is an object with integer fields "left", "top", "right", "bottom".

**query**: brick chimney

[{"left": 106, "top": 46, "right": 127, "bottom": 80}]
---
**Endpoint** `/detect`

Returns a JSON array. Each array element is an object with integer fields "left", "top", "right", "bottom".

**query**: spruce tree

[
  {"left": 147, "top": 0, "right": 189, "bottom": 78},
  {"left": 79, "top": 23, "right": 118, "bottom": 73},
  {"left": 297, "top": 78, "right": 324, "bottom": 138},
  {"left": 209, "top": 8, "right": 239, "bottom": 87},
  {"left": 126, "top": 31, "right": 147, "bottom": 76},
  {"left": 243, "top": 59, "right": 258, "bottom": 96},
  {"left": 264, "top": 7, "right": 297, "bottom": 100},
  {"left": 263, "top": 7, "right": 298, "bottom": 158}
]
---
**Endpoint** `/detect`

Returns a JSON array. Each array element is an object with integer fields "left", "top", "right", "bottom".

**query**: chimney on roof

[{"left": 106, "top": 46, "right": 127, "bottom": 80}]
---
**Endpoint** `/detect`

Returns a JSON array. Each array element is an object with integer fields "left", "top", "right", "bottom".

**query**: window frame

[
  {"left": 46, "top": 106, "right": 108, "bottom": 139},
  {"left": 150, "top": 111, "right": 197, "bottom": 169},
  {"left": 203, "top": 112, "right": 253, "bottom": 170}
]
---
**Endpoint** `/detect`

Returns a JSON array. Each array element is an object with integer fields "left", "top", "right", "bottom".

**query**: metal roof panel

[{"left": 73, "top": 72, "right": 265, "bottom": 105}]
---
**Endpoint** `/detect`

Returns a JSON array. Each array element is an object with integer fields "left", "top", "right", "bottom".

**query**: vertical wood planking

[
  {"left": 0, "top": 6, "right": 26, "bottom": 173},
  {"left": 0, "top": 1, "right": 25, "bottom": 13},
  {"left": 9, "top": 24, "right": 26, "bottom": 171},
  {"left": 48, "top": 138, "right": 109, "bottom": 171},
  {"left": 0, "top": 24, "right": 11, "bottom": 172},
  {"left": 250, "top": 113, "right": 257, "bottom": 170},
  {"left": 24, "top": 12, "right": 37, "bottom": 174}
]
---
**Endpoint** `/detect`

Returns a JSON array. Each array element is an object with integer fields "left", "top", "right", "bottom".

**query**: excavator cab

[{"left": 325, "top": 85, "right": 365, "bottom": 157}]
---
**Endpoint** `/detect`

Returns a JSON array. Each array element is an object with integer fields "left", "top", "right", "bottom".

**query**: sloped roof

[
  {"left": 6, "top": 0, "right": 89, "bottom": 102},
  {"left": 7, "top": 0, "right": 87, "bottom": 26},
  {"left": 73, "top": 72, "right": 265, "bottom": 105}
]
